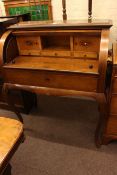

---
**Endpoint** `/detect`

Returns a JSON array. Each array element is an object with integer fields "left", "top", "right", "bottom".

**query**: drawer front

[
  {"left": 17, "top": 49, "right": 71, "bottom": 57},
  {"left": 4, "top": 69, "right": 98, "bottom": 92},
  {"left": 110, "top": 95, "right": 117, "bottom": 114},
  {"left": 20, "top": 48, "right": 71, "bottom": 57},
  {"left": 73, "top": 51, "right": 98, "bottom": 59},
  {"left": 19, "top": 50, "right": 41, "bottom": 56},
  {"left": 106, "top": 116, "right": 117, "bottom": 135},
  {"left": 17, "top": 36, "right": 41, "bottom": 53},
  {"left": 74, "top": 36, "right": 100, "bottom": 52},
  {"left": 41, "top": 50, "right": 71, "bottom": 57}
]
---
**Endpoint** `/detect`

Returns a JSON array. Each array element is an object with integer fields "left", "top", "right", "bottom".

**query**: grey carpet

[{"left": 0, "top": 95, "right": 117, "bottom": 175}]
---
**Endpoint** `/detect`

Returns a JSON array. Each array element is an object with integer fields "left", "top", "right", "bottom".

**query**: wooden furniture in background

[
  {"left": 103, "top": 43, "right": 117, "bottom": 144},
  {"left": 0, "top": 117, "right": 23, "bottom": 175},
  {"left": 0, "top": 17, "right": 37, "bottom": 113},
  {"left": 3, "top": 0, "right": 52, "bottom": 21},
  {"left": 1, "top": 20, "right": 112, "bottom": 146}
]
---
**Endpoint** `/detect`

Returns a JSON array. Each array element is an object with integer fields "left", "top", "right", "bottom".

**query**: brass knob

[
  {"left": 80, "top": 41, "right": 89, "bottom": 47},
  {"left": 84, "top": 42, "right": 88, "bottom": 46}
]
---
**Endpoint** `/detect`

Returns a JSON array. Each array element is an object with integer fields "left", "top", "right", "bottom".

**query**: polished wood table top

[
  {"left": 8, "top": 19, "right": 113, "bottom": 30},
  {"left": 4, "top": 56, "right": 99, "bottom": 74}
]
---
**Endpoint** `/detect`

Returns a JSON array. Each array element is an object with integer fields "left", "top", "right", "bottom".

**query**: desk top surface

[
  {"left": 4, "top": 56, "right": 98, "bottom": 74},
  {"left": 8, "top": 19, "right": 113, "bottom": 30}
]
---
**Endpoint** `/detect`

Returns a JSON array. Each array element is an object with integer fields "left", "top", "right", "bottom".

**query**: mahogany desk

[{"left": 1, "top": 20, "right": 112, "bottom": 147}]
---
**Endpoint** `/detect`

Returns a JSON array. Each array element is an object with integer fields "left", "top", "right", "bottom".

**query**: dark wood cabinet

[{"left": 103, "top": 43, "right": 117, "bottom": 144}]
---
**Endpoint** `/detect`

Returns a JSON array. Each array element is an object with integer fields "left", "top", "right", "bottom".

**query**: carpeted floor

[{"left": 0, "top": 95, "right": 117, "bottom": 175}]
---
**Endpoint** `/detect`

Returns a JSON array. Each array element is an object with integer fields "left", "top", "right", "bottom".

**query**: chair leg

[{"left": 2, "top": 164, "right": 12, "bottom": 175}]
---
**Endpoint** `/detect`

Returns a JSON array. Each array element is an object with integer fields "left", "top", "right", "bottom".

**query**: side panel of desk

[{"left": 0, "top": 18, "right": 37, "bottom": 113}]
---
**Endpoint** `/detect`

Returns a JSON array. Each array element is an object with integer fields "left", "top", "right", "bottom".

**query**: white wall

[
  {"left": 52, "top": 0, "right": 117, "bottom": 46},
  {"left": 0, "top": 0, "right": 5, "bottom": 16}
]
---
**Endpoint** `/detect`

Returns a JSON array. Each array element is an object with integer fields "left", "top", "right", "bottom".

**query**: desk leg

[
  {"left": 95, "top": 95, "right": 107, "bottom": 147},
  {"left": 3, "top": 85, "right": 24, "bottom": 123}
]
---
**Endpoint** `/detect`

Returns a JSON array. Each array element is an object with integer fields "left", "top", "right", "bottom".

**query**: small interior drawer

[
  {"left": 73, "top": 35, "right": 100, "bottom": 52},
  {"left": 73, "top": 51, "right": 98, "bottom": 59},
  {"left": 41, "top": 50, "right": 71, "bottom": 57},
  {"left": 17, "top": 36, "right": 41, "bottom": 53}
]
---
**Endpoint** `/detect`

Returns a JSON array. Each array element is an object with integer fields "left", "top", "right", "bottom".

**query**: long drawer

[{"left": 3, "top": 68, "right": 98, "bottom": 92}]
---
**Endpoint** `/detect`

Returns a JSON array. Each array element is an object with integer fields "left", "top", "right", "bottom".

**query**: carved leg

[
  {"left": 95, "top": 94, "right": 107, "bottom": 147},
  {"left": 2, "top": 164, "right": 12, "bottom": 175},
  {"left": 3, "top": 84, "right": 24, "bottom": 123}
]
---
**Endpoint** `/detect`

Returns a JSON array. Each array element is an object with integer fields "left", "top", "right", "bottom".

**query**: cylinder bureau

[{"left": 1, "top": 20, "right": 112, "bottom": 146}]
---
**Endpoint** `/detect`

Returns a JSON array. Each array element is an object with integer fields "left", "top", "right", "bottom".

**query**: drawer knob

[
  {"left": 89, "top": 64, "right": 93, "bottom": 69},
  {"left": 84, "top": 54, "right": 87, "bottom": 57},
  {"left": 84, "top": 42, "right": 88, "bottom": 46},
  {"left": 80, "top": 41, "right": 89, "bottom": 47}
]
